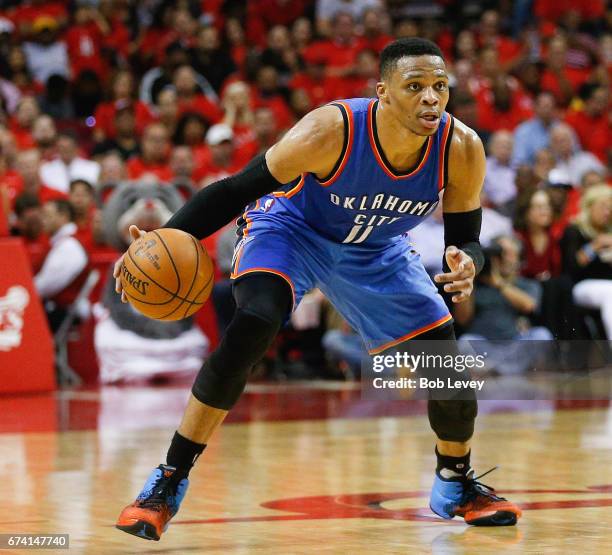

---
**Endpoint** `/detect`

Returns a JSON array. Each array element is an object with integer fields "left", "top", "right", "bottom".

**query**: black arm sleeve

[
  {"left": 163, "top": 154, "right": 284, "bottom": 239},
  {"left": 442, "top": 207, "right": 484, "bottom": 275}
]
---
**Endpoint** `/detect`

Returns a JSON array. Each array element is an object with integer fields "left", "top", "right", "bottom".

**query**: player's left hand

[{"left": 434, "top": 246, "right": 476, "bottom": 303}]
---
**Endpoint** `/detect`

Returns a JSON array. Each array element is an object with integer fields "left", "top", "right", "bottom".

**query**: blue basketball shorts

[{"left": 230, "top": 199, "right": 452, "bottom": 354}]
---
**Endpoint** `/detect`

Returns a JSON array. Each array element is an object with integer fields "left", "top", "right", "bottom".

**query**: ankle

[{"left": 166, "top": 431, "right": 206, "bottom": 477}]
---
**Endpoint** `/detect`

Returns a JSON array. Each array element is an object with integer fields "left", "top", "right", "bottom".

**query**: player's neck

[{"left": 375, "top": 105, "right": 429, "bottom": 172}]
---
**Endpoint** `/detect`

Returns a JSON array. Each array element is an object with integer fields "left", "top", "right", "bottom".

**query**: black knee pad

[
  {"left": 192, "top": 307, "right": 282, "bottom": 410},
  {"left": 428, "top": 396, "right": 478, "bottom": 442}
]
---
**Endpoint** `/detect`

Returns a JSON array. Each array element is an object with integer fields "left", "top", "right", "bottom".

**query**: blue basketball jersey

[{"left": 269, "top": 97, "right": 454, "bottom": 246}]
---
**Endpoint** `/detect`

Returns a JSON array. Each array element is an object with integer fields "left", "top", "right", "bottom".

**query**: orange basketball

[{"left": 120, "top": 228, "right": 214, "bottom": 321}]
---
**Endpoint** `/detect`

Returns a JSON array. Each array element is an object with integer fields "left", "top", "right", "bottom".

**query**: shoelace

[
  {"left": 139, "top": 472, "right": 179, "bottom": 510},
  {"left": 460, "top": 466, "right": 507, "bottom": 504}
]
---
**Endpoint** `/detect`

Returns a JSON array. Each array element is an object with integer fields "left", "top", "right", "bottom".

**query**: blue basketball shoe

[
  {"left": 430, "top": 467, "right": 522, "bottom": 526},
  {"left": 116, "top": 464, "right": 189, "bottom": 541}
]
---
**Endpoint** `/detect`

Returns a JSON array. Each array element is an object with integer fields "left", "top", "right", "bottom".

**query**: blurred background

[{"left": 0, "top": 0, "right": 609, "bottom": 388}]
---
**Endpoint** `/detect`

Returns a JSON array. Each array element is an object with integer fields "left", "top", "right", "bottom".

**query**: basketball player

[{"left": 115, "top": 38, "right": 522, "bottom": 540}]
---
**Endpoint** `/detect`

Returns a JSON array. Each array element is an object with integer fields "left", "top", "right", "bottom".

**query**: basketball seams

[
  {"left": 152, "top": 230, "right": 181, "bottom": 295},
  {"left": 181, "top": 236, "right": 203, "bottom": 319},
  {"left": 125, "top": 249, "right": 194, "bottom": 304}
]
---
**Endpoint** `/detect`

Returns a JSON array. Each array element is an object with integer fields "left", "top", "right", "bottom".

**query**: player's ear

[{"left": 376, "top": 81, "right": 388, "bottom": 104}]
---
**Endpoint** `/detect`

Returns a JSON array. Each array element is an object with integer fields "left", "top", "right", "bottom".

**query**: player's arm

[
  {"left": 113, "top": 106, "right": 344, "bottom": 299},
  {"left": 162, "top": 104, "right": 344, "bottom": 238},
  {"left": 434, "top": 120, "right": 486, "bottom": 303}
]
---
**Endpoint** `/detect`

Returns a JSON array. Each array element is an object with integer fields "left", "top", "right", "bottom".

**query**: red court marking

[{"left": 173, "top": 486, "right": 612, "bottom": 526}]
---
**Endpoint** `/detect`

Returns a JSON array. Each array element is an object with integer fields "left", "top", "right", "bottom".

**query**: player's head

[{"left": 377, "top": 38, "right": 449, "bottom": 136}]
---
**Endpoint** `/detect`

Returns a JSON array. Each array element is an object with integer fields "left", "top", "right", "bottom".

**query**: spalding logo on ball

[{"left": 120, "top": 228, "right": 214, "bottom": 321}]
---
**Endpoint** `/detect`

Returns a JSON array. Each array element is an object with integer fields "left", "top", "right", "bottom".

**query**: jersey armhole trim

[
  {"left": 316, "top": 101, "right": 354, "bottom": 187},
  {"left": 438, "top": 115, "right": 455, "bottom": 192}
]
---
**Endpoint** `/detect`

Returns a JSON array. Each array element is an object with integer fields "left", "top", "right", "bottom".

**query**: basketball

[{"left": 120, "top": 228, "right": 214, "bottom": 321}]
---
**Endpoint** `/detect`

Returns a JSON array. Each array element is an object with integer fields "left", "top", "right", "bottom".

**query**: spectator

[
  {"left": 69, "top": 179, "right": 97, "bottom": 251},
  {"left": 93, "top": 70, "right": 154, "bottom": 142},
  {"left": 291, "top": 17, "right": 313, "bottom": 53},
  {"left": 10, "top": 96, "right": 39, "bottom": 149},
  {"left": 309, "top": 12, "right": 364, "bottom": 78},
  {"left": 533, "top": 147, "right": 556, "bottom": 183},
  {"left": 173, "top": 112, "right": 210, "bottom": 170},
  {"left": 14, "top": 149, "right": 66, "bottom": 209},
  {"left": 99, "top": 152, "right": 126, "bottom": 184},
  {"left": 541, "top": 35, "right": 590, "bottom": 107},
  {"left": 31, "top": 114, "right": 57, "bottom": 161},
  {"left": 40, "top": 132, "right": 100, "bottom": 193},
  {"left": 224, "top": 18, "right": 248, "bottom": 71},
  {"left": 65, "top": 4, "right": 109, "bottom": 82},
  {"left": 316, "top": 0, "right": 383, "bottom": 37},
  {"left": 477, "top": 9, "right": 523, "bottom": 69},
  {"left": 5, "top": 45, "right": 37, "bottom": 96},
  {"left": 260, "top": 25, "right": 300, "bottom": 82},
  {"left": 515, "top": 188, "right": 574, "bottom": 339},
  {"left": 252, "top": 65, "right": 293, "bottom": 130},
  {"left": 190, "top": 25, "right": 236, "bottom": 94},
  {"left": 35, "top": 198, "right": 89, "bottom": 332},
  {"left": 222, "top": 81, "right": 256, "bottom": 149},
  {"left": 360, "top": 8, "right": 393, "bottom": 53},
  {"left": 545, "top": 168, "right": 580, "bottom": 240},
  {"left": 71, "top": 69, "right": 102, "bottom": 118},
  {"left": 511, "top": 91, "right": 558, "bottom": 167},
  {"left": 561, "top": 185, "right": 612, "bottom": 338},
  {"left": 198, "top": 124, "right": 243, "bottom": 188},
  {"left": 241, "top": 107, "right": 280, "bottom": 159},
  {"left": 581, "top": 170, "right": 607, "bottom": 191},
  {"left": 173, "top": 65, "right": 223, "bottom": 123},
  {"left": 126, "top": 123, "right": 172, "bottom": 182},
  {"left": 38, "top": 74, "right": 74, "bottom": 120},
  {"left": 22, "top": 17, "right": 69, "bottom": 85},
  {"left": 453, "top": 30, "right": 478, "bottom": 64},
  {"left": 155, "top": 88, "right": 180, "bottom": 138},
  {"left": 564, "top": 84, "right": 610, "bottom": 163},
  {"left": 549, "top": 123, "right": 605, "bottom": 187},
  {"left": 92, "top": 101, "right": 140, "bottom": 161},
  {"left": 475, "top": 73, "right": 533, "bottom": 134},
  {"left": 170, "top": 146, "right": 196, "bottom": 184},
  {"left": 483, "top": 130, "right": 516, "bottom": 215},
  {"left": 10, "top": 192, "right": 49, "bottom": 273},
  {"left": 455, "top": 236, "right": 553, "bottom": 374}
]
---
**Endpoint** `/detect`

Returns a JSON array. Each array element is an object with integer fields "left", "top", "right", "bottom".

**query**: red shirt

[
  {"left": 246, "top": 0, "right": 310, "bottom": 47},
  {"left": 252, "top": 94, "right": 294, "bottom": 130},
  {"left": 9, "top": 121, "right": 35, "bottom": 150},
  {"left": 65, "top": 22, "right": 106, "bottom": 80},
  {"left": 1, "top": 170, "right": 25, "bottom": 209},
  {"left": 94, "top": 100, "right": 154, "bottom": 139},
  {"left": 565, "top": 109, "right": 610, "bottom": 163},
  {"left": 360, "top": 34, "right": 394, "bottom": 54},
  {"left": 541, "top": 67, "right": 591, "bottom": 105},
  {"left": 476, "top": 88, "right": 534, "bottom": 132},
  {"left": 304, "top": 38, "right": 366, "bottom": 71},
  {"left": 22, "top": 234, "right": 51, "bottom": 274},
  {"left": 126, "top": 157, "right": 173, "bottom": 182},
  {"left": 288, "top": 72, "right": 349, "bottom": 106},
  {"left": 517, "top": 229, "right": 562, "bottom": 279},
  {"left": 535, "top": 0, "right": 605, "bottom": 21},
  {"left": 178, "top": 95, "right": 223, "bottom": 124}
]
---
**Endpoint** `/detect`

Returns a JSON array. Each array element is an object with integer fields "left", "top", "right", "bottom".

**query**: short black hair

[
  {"left": 49, "top": 198, "right": 76, "bottom": 222},
  {"left": 69, "top": 179, "right": 94, "bottom": 194},
  {"left": 380, "top": 38, "right": 444, "bottom": 79},
  {"left": 14, "top": 192, "right": 41, "bottom": 217}
]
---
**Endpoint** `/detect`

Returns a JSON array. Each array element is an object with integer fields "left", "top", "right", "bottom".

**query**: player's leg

[
  {"left": 324, "top": 244, "right": 521, "bottom": 526},
  {"left": 116, "top": 273, "right": 293, "bottom": 541}
]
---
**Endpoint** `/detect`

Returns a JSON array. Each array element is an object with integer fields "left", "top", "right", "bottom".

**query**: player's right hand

[{"left": 113, "top": 225, "right": 146, "bottom": 303}]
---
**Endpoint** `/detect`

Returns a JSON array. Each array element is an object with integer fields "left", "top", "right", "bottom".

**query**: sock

[
  {"left": 435, "top": 447, "right": 471, "bottom": 478},
  {"left": 166, "top": 431, "right": 206, "bottom": 478}
]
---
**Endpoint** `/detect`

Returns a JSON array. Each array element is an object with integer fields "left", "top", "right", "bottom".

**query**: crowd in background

[{"left": 0, "top": 0, "right": 610, "bottom": 381}]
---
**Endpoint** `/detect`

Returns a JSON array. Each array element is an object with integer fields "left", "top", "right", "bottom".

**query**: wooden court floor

[{"left": 1, "top": 385, "right": 612, "bottom": 554}]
